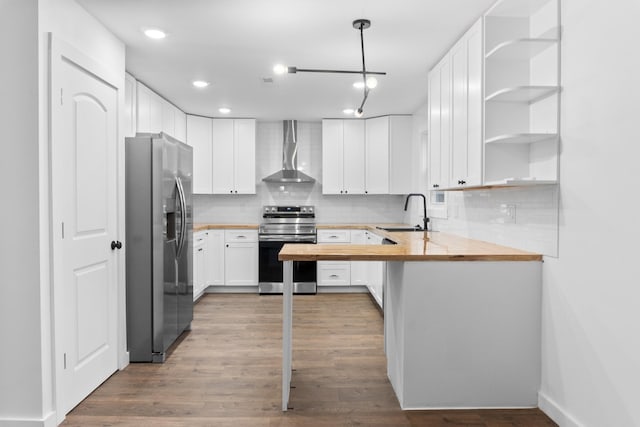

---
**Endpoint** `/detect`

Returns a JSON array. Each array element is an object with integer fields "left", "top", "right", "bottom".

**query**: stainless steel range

[{"left": 258, "top": 205, "right": 317, "bottom": 294}]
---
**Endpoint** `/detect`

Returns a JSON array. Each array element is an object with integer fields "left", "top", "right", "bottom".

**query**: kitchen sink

[{"left": 376, "top": 226, "right": 425, "bottom": 232}]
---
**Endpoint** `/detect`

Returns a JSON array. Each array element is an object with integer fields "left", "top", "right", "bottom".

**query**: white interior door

[{"left": 51, "top": 40, "right": 119, "bottom": 417}]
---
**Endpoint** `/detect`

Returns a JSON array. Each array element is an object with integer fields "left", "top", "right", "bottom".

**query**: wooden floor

[{"left": 63, "top": 293, "right": 557, "bottom": 426}]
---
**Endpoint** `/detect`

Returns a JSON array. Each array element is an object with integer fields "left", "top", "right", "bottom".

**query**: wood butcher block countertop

[
  {"left": 193, "top": 223, "right": 258, "bottom": 232},
  {"left": 281, "top": 226, "right": 542, "bottom": 262}
]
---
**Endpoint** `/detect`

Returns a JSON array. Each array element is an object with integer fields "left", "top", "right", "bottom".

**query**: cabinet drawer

[
  {"left": 317, "top": 262, "right": 351, "bottom": 286},
  {"left": 317, "top": 229, "right": 351, "bottom": 243},
  {"left": 224, "top": 229, "right": 258, "bottom": 242}
]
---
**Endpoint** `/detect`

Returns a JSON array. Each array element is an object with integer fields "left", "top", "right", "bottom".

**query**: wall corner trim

[{"left": 538, "top": 391, "right": 584, "bottom": 427}]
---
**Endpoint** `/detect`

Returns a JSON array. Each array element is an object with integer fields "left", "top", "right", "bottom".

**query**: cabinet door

[
  {"left": 225, "top": 242, "right": 258, "bottom": 286},
  {"left": 161, "top": 98, "right": 175, "bottom": 137},
  {"left": 207, "top": 230, "right": 225, "bottom": 286},
  {"left": 366, "top": 233, "right": 384, "bottom": 308},
  {"left": 186, "top": 115, "right": 213, "bottom": 194},
  {"left": 233, "top": 119, "right": 256, "bottom": 194},
  {"left": 388, "top": 116, "right": 413, "bottom": 194},
  {"left": 211, "top": 119, "right": 235, "bottom": 194},
  {"left": 124, "top": 73, "right": 137, "bottom": 137},
  {"left": 321, "top": 120, "right": 344, "bottom": 194},
  {"left": 365, "top": 116, "right": 390, "bottom": 194},
  {"left": 136, "top": 82, "right": 162, "bottom": 133},
  {"left": 350, "top": 230, "right": 368, "bottom": 286},
  {"left": 466, "top": 20, "right": 483, "bottom": 187},
  {"left": 343, "top": 120, "right": 366, "bottom": 194},
  {"left": 428, "top": 56, "right": 451, "bottom": 190},
  {"left": 451, "top": 19, "right": 482, "bottom": 188},
  {"left": 174, "top": 109, "right": 186, "bottom": 142}
]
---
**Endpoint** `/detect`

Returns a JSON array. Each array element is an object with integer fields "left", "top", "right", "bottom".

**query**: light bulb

[
  {"left": 192, "top": 80, "right": 209, "bottom": 88},
  {"left": 366, "top": 77, "right": 378, "bottom": 89},
  {"left": 273, "top": 64, "right": 287, "bottom": 75}
]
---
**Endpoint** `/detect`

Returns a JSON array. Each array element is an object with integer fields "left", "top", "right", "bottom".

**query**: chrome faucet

[{"left": 403, "top": 193, "right": 429, "bottom": 231}]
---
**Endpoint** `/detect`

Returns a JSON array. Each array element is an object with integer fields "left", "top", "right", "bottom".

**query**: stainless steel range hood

[{"left": 262, "top": 120, "right": 316, "bottom": 184}]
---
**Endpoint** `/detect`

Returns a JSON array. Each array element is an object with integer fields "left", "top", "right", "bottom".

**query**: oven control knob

[
  {"left": 271, "top": 207, "right": 276, "bottom": 212},
  {"left": 308, "top": 207, "right": 314, "bottom": 212},
  {"left": 301, "top": 207, "right": 307, "bottom": 212}
]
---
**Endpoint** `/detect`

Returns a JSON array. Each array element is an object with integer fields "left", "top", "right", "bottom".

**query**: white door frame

[{"left": 49, "top": 34, "right": 127, "bottom": 424}]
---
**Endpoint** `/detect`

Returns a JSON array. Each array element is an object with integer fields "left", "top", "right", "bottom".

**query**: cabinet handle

[
  {"left": 458, "top": 180, "right": 466, "bottom": 185},
  {"left": 198, "top": 248, "right": 203, "bottom": 252},
  {"left": 329, "top": 235, "right": 338, "bottom": 239},
  {"left": 226, "top": 244, "right": 229, "bottom": 247},
  {"left": 365, "top": 191, "right": 368, "bottom": 194},
  {"left": 235, "top": 190, "right": 238, "bottom": 193},
  {"left": 230, "top": 190, "right": 233, "bottom": 193},
  {"left": 236, "top": 235, "right": 246, "bottom": 239},
  {"left": 340, "top": 190, "right": 343, "bottom": 194},
  {"left": 432, "top": 184, "right": 439, "bottom": 188},
  {"left": 345, "top": 190, "right": 348, "bottom": 194},
  {"left": 329, "top": 274, "right": 339, "bottom": 279}
]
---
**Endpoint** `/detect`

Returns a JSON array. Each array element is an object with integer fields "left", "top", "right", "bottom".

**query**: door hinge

[
  {"left": 61, "top": 222, "right": 65, "bottom": 239},
  {"left": 63, "top": 353, "right": 67, "bottom": 369},
  {"left": 60, "top": 88, "right": 63, "bottom": 105}
]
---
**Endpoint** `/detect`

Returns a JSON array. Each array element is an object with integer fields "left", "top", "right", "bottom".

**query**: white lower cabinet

[
  {"left": 317, "top": 229, "right": 351, "bottom": 287},
  {"left": 224, "top": 230, "right": 258, "bottom": 286},
  {"left": 317, "top": 263, "right": 351, "bottom": 286},
  {"left": 366, "top": 232, "right": 384, "bottom": 309},
  {"left": 207, "top": 230, "right": 225, "bottom": 286},
  {"left": 350, "top": 230, "right": 368, "bottom": 286},
  {"left": 193, "top": 231, "right": 207, "bottom": 301}
]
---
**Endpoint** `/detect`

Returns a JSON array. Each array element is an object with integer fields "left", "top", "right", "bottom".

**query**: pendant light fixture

[{"left": 274, "top": 19, "right": 386, "bottom": 116}]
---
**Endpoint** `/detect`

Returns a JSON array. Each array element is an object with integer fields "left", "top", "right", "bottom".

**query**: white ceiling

[{"left": 77, "top": 0, "right": 495, "bottom": 120}]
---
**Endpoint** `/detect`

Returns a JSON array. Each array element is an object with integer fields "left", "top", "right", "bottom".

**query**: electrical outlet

[{"left": 500, "top": 204, "right": 517, "bottom": 224}]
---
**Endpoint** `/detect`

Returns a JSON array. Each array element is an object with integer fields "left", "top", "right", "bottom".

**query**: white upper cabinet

[
  {"left": 429, "top": 54, "right": 452, "bottom": 191},
  {"left": 450, "top": 18, "right": 483, "bottom": 188},
  {"left": 365, "top": 116, "right": 390, "bottom": 194},
  {"left": 174, "top": 110, "right": 186, "bottom": 142},
  {"left": 161, "top": 97, "right": 175, "bottom": 138},
  {"left": 388, "top": 115, "right": 413, "bottom": 194},
  {"left": 211, "top": 118, "right": 256, "bottom": 194},
  {"left": 483, "top": 0, "right": 560, "bottom": 185},
  {"left": 321, "top": 120, "right": 365, "bottom": 195},
  {"left": 187, "top": 117, "right": 256, "bottom": 195},
  {"left": 323, "top": 116, "right": 411, "bottom": 195},
  {"left": 186, "top": 115, "right": 213, "bottom": 194},
  {"left": 232, "top": 119, "right": 256, "bottom": 194},
  {"left": 136, "top": 82, "right": 163, "bottom": 134},
  {"left": 124, "top": 73, "right": 137, "bottom": 138}
]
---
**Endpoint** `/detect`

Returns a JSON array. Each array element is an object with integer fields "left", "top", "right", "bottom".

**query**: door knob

[{"left": 111, "top": 240, "right": 122, "bottom": 250}]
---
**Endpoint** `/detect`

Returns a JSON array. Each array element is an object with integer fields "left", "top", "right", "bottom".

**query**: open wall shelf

[
  {"left": 486, "top": 37, "right": 557, "bottom": 60},
  {"left": 486, "top": 86, "right": 559, "bottom": 103},
  {"left": 485, "top": 133, "right": 557, "bottom": 144}
]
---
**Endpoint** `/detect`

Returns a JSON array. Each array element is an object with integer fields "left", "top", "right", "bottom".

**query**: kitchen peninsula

[{"left": 279, "top": 229, "right": 542, "bottom": 411}]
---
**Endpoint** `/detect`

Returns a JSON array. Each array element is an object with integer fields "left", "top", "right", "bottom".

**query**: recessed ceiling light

[
  {"left": 343, "top": 108, "right": 355, "bottom": 115},
  {"left": 143, "top": 28, "right": 167, "bottom": 40},
  {"left": 218, "top": 107, "right": 231, "bottom": 114},
  {"left": 192, "top": 80, "right": 210, "bottom": 88}
]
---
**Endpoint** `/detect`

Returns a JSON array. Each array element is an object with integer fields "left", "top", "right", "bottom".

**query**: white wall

[
  {"left": 0, "top": 0, "right": 124, "bottom": 425},
  {"left": 538, "top": 1, "right": 640, "bottom": 426},
  {"left": 194, "top": 121, "right": 406, "bottom": 224},
  {"left": 0, "top": 1, "right": 45, "bottom": 423}
]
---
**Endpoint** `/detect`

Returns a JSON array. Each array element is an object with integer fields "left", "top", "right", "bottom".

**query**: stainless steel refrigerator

[{"left": 125, "top": 133, "right": 193, "bottom": 362}]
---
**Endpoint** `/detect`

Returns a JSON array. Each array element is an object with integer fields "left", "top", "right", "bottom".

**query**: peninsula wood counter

[{"left": 278, "top": 231, "right": 542, "bottom": 411}]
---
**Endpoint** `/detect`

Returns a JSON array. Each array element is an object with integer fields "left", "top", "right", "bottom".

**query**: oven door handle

[{"left": 259, "top": 235, "right": 317, "bottom": 243}]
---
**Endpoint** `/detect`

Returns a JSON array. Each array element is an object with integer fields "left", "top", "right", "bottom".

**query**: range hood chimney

[{"left": 262, "top": 120, "right": 316, "bottom": 184}]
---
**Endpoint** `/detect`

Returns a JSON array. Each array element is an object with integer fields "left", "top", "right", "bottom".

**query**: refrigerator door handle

[{"left": 175, "top": 176, "right": 188, "bottom": 259}]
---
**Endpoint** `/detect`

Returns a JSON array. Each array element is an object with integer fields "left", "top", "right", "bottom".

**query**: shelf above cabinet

[
  {"left": 483, "top": 178, "right": 558, "bottom": 187},
  {"left": 485, "top": 133, "right": 557, "bottom": 145},
  {"left": 485, "top": 85, "right": 559, "bottom": 103},
  {"left": 487, "top": 0, "right": 553, "bottom": 17},
  {"left": 485, "top": 38, "right": 557, "bottom": 60}
]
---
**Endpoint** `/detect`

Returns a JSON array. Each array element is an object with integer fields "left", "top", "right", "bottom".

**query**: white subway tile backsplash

[
  {"left": 432, "top": 185, "right": 559, "bottom": 256},
  {"left": 194, "top": 121, "right": 406, "bottom": 225}
]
